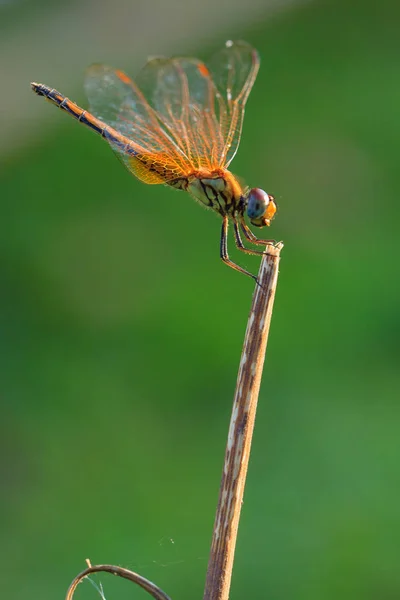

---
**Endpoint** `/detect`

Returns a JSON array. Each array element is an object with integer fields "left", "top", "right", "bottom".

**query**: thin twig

[
  {"left": 65, "top": 563, "right": 172, "bottom": 600},
  {"left": 64, "top": 243, "right": 282, "bottom": 600},
  {"left": 203, "top": 242, "right": 284, "bottom": 600}
]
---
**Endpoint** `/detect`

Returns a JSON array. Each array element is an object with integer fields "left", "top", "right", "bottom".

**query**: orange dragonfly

[{"left": 31, "top": 40, "right": 277, "bottom": 280}]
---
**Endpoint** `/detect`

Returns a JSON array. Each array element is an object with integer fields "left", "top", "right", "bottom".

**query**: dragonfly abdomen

[{"left": 31, "top": 82, "right": 138, "bottom": 155}]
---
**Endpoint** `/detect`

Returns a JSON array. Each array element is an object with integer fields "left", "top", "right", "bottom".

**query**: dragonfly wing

[
  {"left": 133, "top": 41, "right": 259, "bottom": 171},
  {"left": 207, "top": 41, "right": 260, "bottom": 167},
  {"left": 134, "top": 56, "right": 225, "bottom": 172},
  {"left": 84, "top": 65, "right": 193, "bottom": 183},
  {"left": 83, "top": 41, "right": 259, "bottom": 183}
]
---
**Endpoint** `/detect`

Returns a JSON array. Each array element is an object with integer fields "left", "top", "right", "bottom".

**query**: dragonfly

[{"left": 31, "top": 40, "right": 277, "bottom": 281}]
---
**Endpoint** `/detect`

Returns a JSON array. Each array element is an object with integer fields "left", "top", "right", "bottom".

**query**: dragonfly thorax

[{"left": 185, "top": 171, "right": 243, "bottom": 216}]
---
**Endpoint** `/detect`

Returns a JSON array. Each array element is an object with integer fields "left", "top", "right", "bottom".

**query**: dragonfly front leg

[
  {"left": 233, "top": 218, "right": 265, "bottom": 256},
  {"left": 239, "top": 215, "right": 277, "bottom": 246},
  {"left": 220, "top": 215, "right": 257, "bottom": 281}
]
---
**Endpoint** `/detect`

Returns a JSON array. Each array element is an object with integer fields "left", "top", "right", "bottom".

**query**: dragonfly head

[{"left": 245, "top": 188, "right": 277, "bottom": 227}]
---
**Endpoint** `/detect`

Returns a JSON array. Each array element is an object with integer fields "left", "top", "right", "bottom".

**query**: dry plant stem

[
  {"left": 65, "top": 564, "right": 172, "bottom": 600},
  {"left": 203, "top": 242, "right": 283, "bottom": 600}
]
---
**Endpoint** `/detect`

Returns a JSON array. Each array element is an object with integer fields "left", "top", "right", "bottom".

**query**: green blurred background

[{"left": 1, "top": 0, "right": 399, "bottom": 598}]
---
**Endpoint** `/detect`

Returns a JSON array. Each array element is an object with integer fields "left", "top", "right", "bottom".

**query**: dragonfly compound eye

[{"left": 246, "top": 188, "right": 277, "bottom": 227}]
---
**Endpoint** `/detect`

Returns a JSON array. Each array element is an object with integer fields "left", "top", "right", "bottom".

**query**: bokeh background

[{"left": 1, "top": 0, "right": 400, "bottom": 598}]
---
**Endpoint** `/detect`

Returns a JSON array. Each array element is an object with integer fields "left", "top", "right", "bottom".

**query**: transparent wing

[
  {"left": 133, "top": 41, "right": 259, "bottom": 169},
  {"left": 83, "top": 41, "right": 259, "bottom": 183},
  {"left": 84, "top": 65, "right": 195, "bottom": 183},
  {"left": 207, "top": 40, "right": 260, "bottom": 167},
  {"left": 132, "top": 56, "right": 225, "bottom": 171}
]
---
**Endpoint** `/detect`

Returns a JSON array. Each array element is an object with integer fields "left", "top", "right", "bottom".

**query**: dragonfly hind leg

[{"left": 220, "top": 216, "right": 257, "bottom": 281}]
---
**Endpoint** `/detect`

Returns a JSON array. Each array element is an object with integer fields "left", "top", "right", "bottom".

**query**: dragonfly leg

[
  {"left": 220, "top": 215, "right": 257, "bottom": 281},
  {"left": 233, "top": 218, "right": 265, "bottom": 256},
  {"left": 239, "top": 215, "right": 278, "bottom": 246}
]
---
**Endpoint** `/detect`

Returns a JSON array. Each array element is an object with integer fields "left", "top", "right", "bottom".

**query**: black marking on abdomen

[
  {"left": 78, "top": 111, "right": 104, "bottom": 136},
  {"left": 31, "top": 82, "right": 138, "bottom": 156}
]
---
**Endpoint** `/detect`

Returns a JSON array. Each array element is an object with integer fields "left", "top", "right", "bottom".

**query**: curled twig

[{"left": 65, "top": 562, "right": 172, "bottom": 600}]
